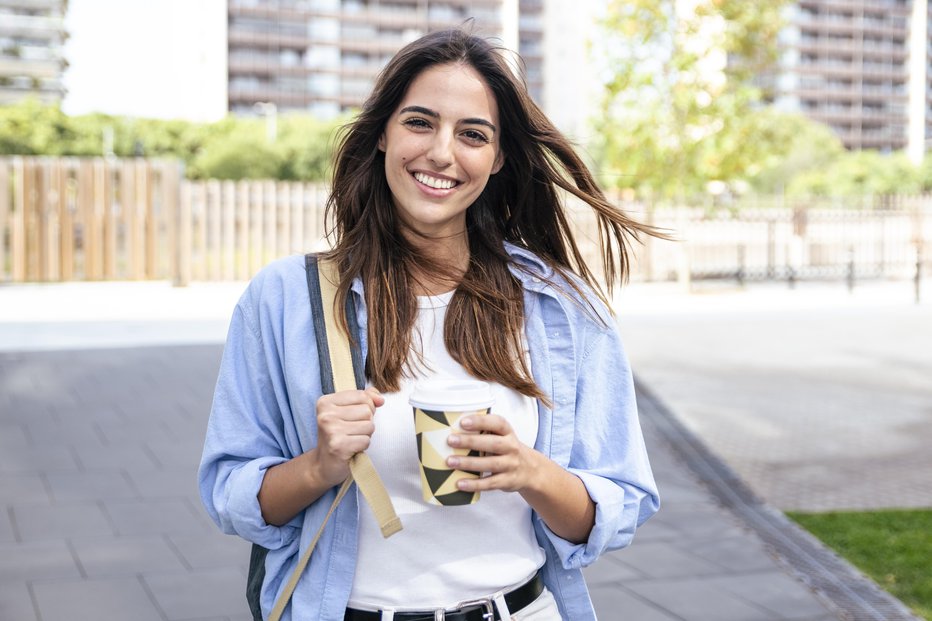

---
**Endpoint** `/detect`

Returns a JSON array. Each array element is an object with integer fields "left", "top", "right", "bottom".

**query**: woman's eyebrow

[{"left": 399, "top": 105, "right": 497, "bottom": 134}]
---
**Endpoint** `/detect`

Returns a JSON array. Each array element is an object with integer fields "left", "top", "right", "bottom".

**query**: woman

[{"left": 199, "top": 28, "right": 659, "bottom": 621}]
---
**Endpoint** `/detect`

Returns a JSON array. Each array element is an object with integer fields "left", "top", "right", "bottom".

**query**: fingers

[
  {"left": 458, "top": 413, "right": 508, "bottom": 434},
  {"left": 444, "top": 414, "right": 534, "bottom": 493}
]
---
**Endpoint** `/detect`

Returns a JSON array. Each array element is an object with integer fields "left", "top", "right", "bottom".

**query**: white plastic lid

[{"left": 409, "top": 379, "right": 494, "bottom": 411}]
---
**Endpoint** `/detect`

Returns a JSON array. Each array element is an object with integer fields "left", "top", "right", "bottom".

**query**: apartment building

[
  {"left": 772, "top": 0, "right": 929, "bottom": 157},
  {"left": 227, "top": 0, "right": 519, "bottom": 118},
  {"left": 0, "top": 0, "right": 67, "bottom": 105}
]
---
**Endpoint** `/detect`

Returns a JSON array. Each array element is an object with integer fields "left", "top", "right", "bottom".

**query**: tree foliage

[
  {"left": 0, "top": 99, "right": 345, "bottom": 181},
  {"left": 595, "top": 0, "right": 791, "bottom": 197}
]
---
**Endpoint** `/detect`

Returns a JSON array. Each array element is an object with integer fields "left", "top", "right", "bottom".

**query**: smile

[{"left": 413, "top": 172, "right": 458, "bottom": 190}]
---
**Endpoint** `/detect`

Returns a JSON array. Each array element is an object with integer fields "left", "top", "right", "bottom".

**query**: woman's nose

[{"left": 426, "top": 131, "right": 454, "bottom": 168}]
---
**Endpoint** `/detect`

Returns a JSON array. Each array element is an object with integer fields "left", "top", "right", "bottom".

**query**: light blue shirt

[{"left": 198, "top": 242, "right": 660, "bottom": 620}]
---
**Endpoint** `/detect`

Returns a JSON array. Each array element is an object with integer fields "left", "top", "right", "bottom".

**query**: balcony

[
  {"left": 798, "top": 0, "right": 911, "bottom": 17},
  {"left": 0, "top": 55, "right": 60, "bottom": 78},
  {"left": 227, "top": 58, "right": 316, "bottom": 77},
  {"left": 228, "top": 28, "right": 314, "bottom": 50},
  {"left": 0, "top": 0, "right": 61, "bottom": 9},
  {"left": 228, "top": 85, "right": 312, "bottom": 107}
]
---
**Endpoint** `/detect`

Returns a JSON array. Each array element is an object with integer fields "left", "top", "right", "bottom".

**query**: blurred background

[{"left": 0, "top": 1, "right": 930, "bottom": 620}]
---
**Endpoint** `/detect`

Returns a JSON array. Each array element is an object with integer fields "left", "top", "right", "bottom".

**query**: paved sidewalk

[
  {"left": 613, "top": 279, "right": 932, "bottom": 512},
  {"left": 0, "top": 279, "right": 924, "bottom": 620}
]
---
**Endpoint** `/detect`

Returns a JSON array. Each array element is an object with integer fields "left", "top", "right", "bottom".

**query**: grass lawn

[{"left": 787, "top": 509, "right": 932, "bottom": 620}]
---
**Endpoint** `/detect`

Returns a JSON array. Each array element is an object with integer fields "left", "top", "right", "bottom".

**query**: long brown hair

[{"left": 326, "top": 28, "right": 656, "bottom": 399}]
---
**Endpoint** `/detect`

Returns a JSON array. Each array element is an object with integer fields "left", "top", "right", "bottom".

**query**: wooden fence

[
  {"left": 0, "top": 157, "right": 328, "bottom": 285},
  {"left": 1, "top": 156, "right": 930, "bottom": 288}
]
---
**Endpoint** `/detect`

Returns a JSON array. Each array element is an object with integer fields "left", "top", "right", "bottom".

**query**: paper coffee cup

[{"left": 410, "top": 379, "right": 494, "bottom": 506}]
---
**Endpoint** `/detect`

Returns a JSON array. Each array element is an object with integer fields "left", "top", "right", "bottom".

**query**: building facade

[
  {"left": 227, "top": 0, "right": 519, "bottom": 118},
  {"left": 0, "top": 0, "right": 68, "bottom": 105},
  {"left": 772, "top": 0, "right": 929, "bottom": 158}
]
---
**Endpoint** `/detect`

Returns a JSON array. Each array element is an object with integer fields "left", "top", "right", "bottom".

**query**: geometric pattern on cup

[{"left": 413, "top": 407, "right": 488, "bottom": 506}]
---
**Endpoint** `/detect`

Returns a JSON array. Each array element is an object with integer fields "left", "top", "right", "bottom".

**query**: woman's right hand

[{"left": 311, "top": 387, "right": 383, "bottom": 488}]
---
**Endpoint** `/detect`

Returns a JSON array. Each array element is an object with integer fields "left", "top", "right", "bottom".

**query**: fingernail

[
  {"left": 460, "top": 417, "right": 473, "bottom": 429},
  {"left": 448, "top": 434, "right": 461, "bottom": 447},
  {"left": 457, "top": 480, "right": 471, "bottom": 490},
  {"left": 447, "top": 457, "right": 459, "bottom": 468}
]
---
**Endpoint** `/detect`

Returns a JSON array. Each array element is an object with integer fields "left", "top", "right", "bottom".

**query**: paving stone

[
  {"left": 583, "top": 553, "right": 646, "bottom": 585},
  {"left": 71, "top": 440, "right": 161, "bottom": 471},
  {"left": 0, "top": 508, "right": 15, "bottom": 543},
  {"left": 654, "top": 504, "right": 749, "bottom": 541},
  {"left": 126, "top": 466, "right": 202, "bottom": 502},
  {"left": 53, "top": 402, "right": 126, "bottom": 426},
  {"left": 626, "top": 577, "right": 778, "bottom": 621},
  {"left": 23, "top": 417, "right": 104, "bottom": 447},
  {"left": 0, "top": 474, "right": 53, "bottom": 505},
  {"left": 708, "top": 570, "right": 839, "bottom": 619},
  {"left": 102, "top": 498, "right": 213, "bottom": 536},
  {"left": 143, "top": 567, "right": 249, "bottom": 620},
  {"left": 70, "top": 535, "right": 188, "bottom": 577},
  {"left": 651, "top": 478, "right": 713, "bottom": 504},
  {"left": 0, "top": 540, "right": 80, "bottom": 581},
  {"left": 96, "top": 418, "right": 177, "bottom": 446},
  {"left": 0, "top": 423, "right": 29, "bottom": 449},
  {"left": 45, "top": 471, "right": 138, "bottom": 502},
  {"left": 0, "top": 445, "right": 80, "bottom": 474},
  {"left": 589, "top": 584, "right": 680, "bottom": 621},
  {"left": 32, "top": 577, "right": 163, "bottom": 621},
  {"left": 631, "top": 518, "right": 681, "bottom": 543},
  {"left": 12, "top": 502, "right": 113, "bottom": 541},
  {"left": 168, "top": 530, "right": 252, "bottom": 571},
  {"left": 0, "top": 581, "right": 37, "bottom": 621},
  {"left": 145, "top": 438, "right": 208, "bottom": 471},
  {"left": 603, "top": 541, "right": 726, "bottom": 580},
  {"left": 689, "top": 535, "right": 781, "bottom": 573}
]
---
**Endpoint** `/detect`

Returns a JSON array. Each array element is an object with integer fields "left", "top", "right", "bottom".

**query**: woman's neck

[{"left": 406, "top": 232, "right": 470, "bottom": 296}]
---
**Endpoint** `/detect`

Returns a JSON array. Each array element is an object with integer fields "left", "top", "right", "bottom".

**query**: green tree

[
  {"left": 788, "top": 151, "right": 919, "bottom": 197},
  {"left": 595, "top": 0, "right": 790, "bottom": 198},
  {"left": 188, "top": 120, "right": 281, "bottom": 180},
  {"left": 0, "top": 100, "right": 343, "bottom": 181},
  {"left": 747, "top": 111, "right": 845, "bottom": 194}
]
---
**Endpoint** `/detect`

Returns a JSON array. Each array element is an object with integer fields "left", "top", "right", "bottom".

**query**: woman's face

[{"left": 378, "top": 62, "right": 504, "bottom": 241}]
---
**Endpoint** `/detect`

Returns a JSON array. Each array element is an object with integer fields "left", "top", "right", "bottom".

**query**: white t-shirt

[{"left": 348, "top": 290, "right": 545, "bottom": 609}]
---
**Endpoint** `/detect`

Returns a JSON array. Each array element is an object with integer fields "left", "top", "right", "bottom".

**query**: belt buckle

[{"left": 449, "top": 596, "right": 495, "bottom": 621}]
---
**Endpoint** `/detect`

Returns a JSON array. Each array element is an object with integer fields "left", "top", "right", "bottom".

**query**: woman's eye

[
  {"left": 462, "top": 130, "right": 490, "bottom": 144},
  {"left": 403, "top": 118, "right": 430, "bottom": 129}
]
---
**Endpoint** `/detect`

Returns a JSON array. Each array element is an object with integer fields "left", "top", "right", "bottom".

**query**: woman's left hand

[
  {"left": 448, "top": 413, "right": 596, "bottom": 543},
  {"left": 445, "top": 414, "right": 542, "bottom": 493}
]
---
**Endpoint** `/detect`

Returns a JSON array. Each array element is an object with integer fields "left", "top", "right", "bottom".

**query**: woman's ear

[
  {"left": 378, "top": 133, "right": 386, "bottom": 152},
  {"left": 491, "top": 150, "right": 505, "bottom": 174}
]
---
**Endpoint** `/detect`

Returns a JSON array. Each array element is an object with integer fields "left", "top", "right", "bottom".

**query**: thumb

[{"left": 365, "top": 386, "right": 385, "bottom": 407}]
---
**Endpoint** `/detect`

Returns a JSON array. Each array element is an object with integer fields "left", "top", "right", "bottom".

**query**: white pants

[{"left": 510, "top": 588, "right": 562, "bottom": 620}]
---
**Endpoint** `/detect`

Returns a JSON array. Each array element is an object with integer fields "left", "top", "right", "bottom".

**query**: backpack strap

[{"left": 267, "top": 255, "right": 401, "bottom": 621}]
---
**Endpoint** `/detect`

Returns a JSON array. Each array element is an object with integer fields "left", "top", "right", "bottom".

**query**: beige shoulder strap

[{"left": 268, "top": 258, "right": 401, "bottom": 621}]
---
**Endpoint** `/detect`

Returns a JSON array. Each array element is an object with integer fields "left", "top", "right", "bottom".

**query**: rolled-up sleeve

[
  {"left": 542, "top": 328, "right": 660, "bottom": 569},
  {"left": 198, "top": 295, "right": 301, "bottom": 550}
]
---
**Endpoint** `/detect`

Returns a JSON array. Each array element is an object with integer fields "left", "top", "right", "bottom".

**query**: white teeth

[{"left": 413, "top": 172, "right": 456, "bottom": 190}]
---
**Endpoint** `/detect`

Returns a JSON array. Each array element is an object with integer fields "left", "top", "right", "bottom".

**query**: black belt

[{"left": 344, "top": 570, "right": 544, "bottom": 621}]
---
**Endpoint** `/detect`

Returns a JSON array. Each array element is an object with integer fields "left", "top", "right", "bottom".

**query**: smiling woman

[
  {"left": 199, "top": 28, "right": 662, "bottom": 621},
  {"left": 378, "top": 63, "right": 504, "bottom": 252}
]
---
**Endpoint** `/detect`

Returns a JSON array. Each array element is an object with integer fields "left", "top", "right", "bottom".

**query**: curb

[{"left": 635, "top": 377, "right": 922, "bottom": 621}]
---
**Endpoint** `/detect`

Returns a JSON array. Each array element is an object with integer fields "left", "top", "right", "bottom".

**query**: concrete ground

[
  {"left": 0, "top": 277, "right": 926, "bottom": 620},
  {"left": 614, "top": 278, "right": 932, "bottom": 512}
]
